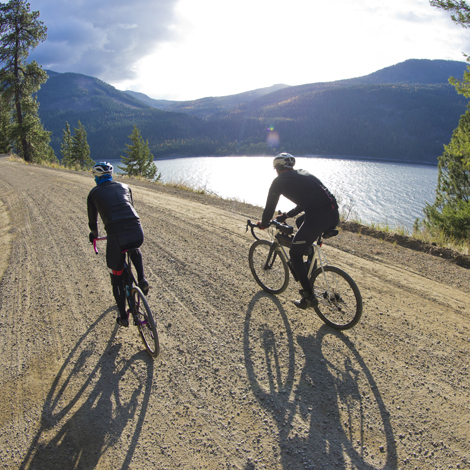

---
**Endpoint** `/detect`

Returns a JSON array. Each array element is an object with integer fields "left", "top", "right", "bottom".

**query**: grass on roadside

[{"left": 341, "top": 213, "right": 469, "bottom": 256}]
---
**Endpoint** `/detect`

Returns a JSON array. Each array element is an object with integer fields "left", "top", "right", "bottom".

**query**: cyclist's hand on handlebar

[
  {"left": 89, "top": 231, "right": 98, "bottom": 243},
  {"left": 256, "top": 221, "right": 266, "bottom": 230},
  {"left": 275, "top": 212, "right": 288, "bottom": 223}
]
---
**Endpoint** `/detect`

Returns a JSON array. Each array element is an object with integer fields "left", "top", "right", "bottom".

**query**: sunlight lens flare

[{"left": 266, "top": 128, "right": 280, "bottom": 149}]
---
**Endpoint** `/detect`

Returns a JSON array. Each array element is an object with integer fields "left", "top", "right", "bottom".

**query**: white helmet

[
  {"left": 92, "top": 162, "right": 113, "bottom": 177},
  {"left": 273, "top": 153, "right": 295, "bottom": 170}
]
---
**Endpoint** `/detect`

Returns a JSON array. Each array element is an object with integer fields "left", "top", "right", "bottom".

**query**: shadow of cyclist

[
  {"left": 244, "top": 292, "right": 297, "bottom": 421},
  {"left": 20, "top": 307, "right": 154, "bottom": 470},
  {"left": 244, "top": 293, "right": 397, "bottom": 470}
]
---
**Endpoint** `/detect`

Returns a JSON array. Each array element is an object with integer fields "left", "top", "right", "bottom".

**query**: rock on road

[{"left": 0, "top": 157, "right": 469, "bottom": 469}]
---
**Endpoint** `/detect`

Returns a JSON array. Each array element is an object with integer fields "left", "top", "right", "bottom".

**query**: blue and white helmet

[
  {"left": 273, "top": 153, "right": 295, "bottom": 170},
  {"left": 92, "top": 162, "right": 113, "bottom": 177}
]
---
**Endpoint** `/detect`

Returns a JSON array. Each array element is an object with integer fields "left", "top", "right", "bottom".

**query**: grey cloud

[{"left": 28, "top": 0, "right": 180, "bottom": 80}]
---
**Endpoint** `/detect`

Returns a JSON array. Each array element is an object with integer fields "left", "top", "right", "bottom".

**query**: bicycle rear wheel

[
  {"left": 310, "top": 265, "right": 362, "bottom": 330},
  {"left": 132, "top": 287, "right": 160, "bottom": 357},
  {"left": 248, "top": 240, "right": 289, "bottom": 294}
]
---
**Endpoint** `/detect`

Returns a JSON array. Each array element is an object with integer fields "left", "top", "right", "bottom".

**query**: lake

[{"left": 109, "top": 155, "right": 438, "bottom": 231}]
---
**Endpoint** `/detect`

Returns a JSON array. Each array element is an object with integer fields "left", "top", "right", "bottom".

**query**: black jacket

[
  {"left": 87, "top": 180, "right": 141, "bottom": 236},
  {"left": 261, "top": 169, "right": 337, "bottom": 227}
]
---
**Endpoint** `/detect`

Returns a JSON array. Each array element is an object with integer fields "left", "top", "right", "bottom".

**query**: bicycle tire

[
  {"left": 248, "top": 239, "right": 289, "bottom": 295},
  {"left": 310, "top": 265, "right": 362, "bottom": 330},
  {"left": 132, "top": 286, "right": 160, "bottom": 357}
]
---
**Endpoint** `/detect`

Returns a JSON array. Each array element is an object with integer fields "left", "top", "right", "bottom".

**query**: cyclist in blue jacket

[
  {"left": 258, "top": 153, "right": 339, "bottom": 309},
  {"left": 87, "top": 162, "right": 149, "bottom": 327}
]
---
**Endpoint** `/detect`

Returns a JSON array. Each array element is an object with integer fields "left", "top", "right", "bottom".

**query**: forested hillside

[
  {"left": 36, "top": 59, "right": 469, "bottom": 163},
  {"left": 221, "top": 83, "right": 467, "bottom": 161},
  {"left": 124, "top": 84, "right": 289, "bottom": 119}
]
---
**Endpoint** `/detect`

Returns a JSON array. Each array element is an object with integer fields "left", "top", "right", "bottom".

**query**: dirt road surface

[{"left": 0, "top": 156, "right": 469, "bottom": 470}]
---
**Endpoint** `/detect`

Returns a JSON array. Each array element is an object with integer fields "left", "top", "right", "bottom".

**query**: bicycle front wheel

[
  {"left": 132, "top": 287, "right": 160, "bottom": 357},
  {"left": 248, "top": 240, "right": 289, "bottom": 295},
  {"left": 310, "top": 265, "right": 362, "bottom": 330}
]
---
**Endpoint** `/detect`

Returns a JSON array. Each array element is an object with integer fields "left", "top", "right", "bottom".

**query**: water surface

[{"left": 111, "top": 155, "right": 438, "bottom": 230}]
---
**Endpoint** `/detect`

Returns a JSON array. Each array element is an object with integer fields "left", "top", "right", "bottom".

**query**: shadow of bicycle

[
  {"left": 244, "top": 291, "right": 397, "bottom": 470},
  {"left": 20, "top": 307, "right": 155, "bottom": 470}
]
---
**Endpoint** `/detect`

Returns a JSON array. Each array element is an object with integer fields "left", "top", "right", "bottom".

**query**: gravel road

[{"left": 0, "top": 156, "right": 469, "bottom": 470}]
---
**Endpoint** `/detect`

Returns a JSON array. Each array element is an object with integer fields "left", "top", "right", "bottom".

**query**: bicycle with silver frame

[{"left": 246, "top": 218, "right": 362, "bottom": 330}]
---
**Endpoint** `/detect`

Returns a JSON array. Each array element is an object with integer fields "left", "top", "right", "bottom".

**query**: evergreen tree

[
  {"left": 0, "top": 94, "right": 12, "bottom": 153},
  {"left": 60, "top": 121, "right": 73, "bottom": 166},
  {"left": 0, "top": 0, "right": 54, "bottom": 162},
  {"left": 430, "top": 1, "right": 470, "bottom": 27},
  {"left": 70, "top": 121, "right": 94, "bottom": 169},
  {"left": 118, "top": 125, "right": 161, "bottom": 180},
  {"left": 424, "top": 0, "right": 470, "bottom": 239},
  {"left": 424, "top": 110, "right": 470, "bottom": 239}
]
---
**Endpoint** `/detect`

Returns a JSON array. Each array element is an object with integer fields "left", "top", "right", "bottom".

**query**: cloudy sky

[{"left": 20, "top": 0, "right": 470, "bottom": 101}]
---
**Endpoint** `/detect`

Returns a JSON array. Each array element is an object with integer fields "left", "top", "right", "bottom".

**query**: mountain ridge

[{"left": 36, "top": 58, "right": 469, "bottom": 163}]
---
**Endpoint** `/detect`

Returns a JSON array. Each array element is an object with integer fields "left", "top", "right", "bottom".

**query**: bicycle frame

[
  {"left": 246, "top": 220, "right": 331, "bottom": 281},
  {"left": 247, "top": 219, "right": 362, "bottom": 329}
]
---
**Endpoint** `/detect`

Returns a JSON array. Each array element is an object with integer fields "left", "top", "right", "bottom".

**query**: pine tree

[
  {"left": 118, "top": 125, "right": 161, "bottom": 180},
  {"left": 70, "top": 121, "right": 94, "bottom": 169},
  {"left": 0, "top": 0, "right": 54, "bottom": 162},
  {"left": 424, "top": 110, "right": 470, "bottom": 239},
  {"left": 0, "top": 95, "right": 12, "bottom": 153},
  {"left": 425, "top": 0, "right": 470, "bottom": 240},
  {"left": 430, "top": 1, "right": 470, "bottom": 27},
  {"left": 60, "top": 121, "right": 73, "bottom": 166}
]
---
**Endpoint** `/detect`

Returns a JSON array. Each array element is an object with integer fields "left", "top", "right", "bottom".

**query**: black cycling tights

[
  {"left": 106, "top": 227, "right": 145, "bottom": 282},
  {"left": 109, "top": 250, "right": 143, "bottom": 320},
  {"left": 290, "top": 209, "right": 339, "bottom": 293},
  {"left": 107, "top": 226, "right": 145, "bottom": 319},
  {"left": 128, "top": 249, "right": 144, "bottom": 283},
  {"left": 110, "top": 273, "right": 126, "bottom": 318}
]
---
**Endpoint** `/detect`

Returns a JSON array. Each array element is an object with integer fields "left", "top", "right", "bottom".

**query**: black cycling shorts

[
  {"left": 290, "top": 209, "right": 339, "bottom": 258},
  {"left": 106, "top": 226, "right": 144, "bottom": 273}
]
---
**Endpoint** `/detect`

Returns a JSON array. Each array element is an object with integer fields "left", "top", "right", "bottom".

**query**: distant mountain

[
  {"left": 218, "top": 59, "right": 468, "bottom": 113},
  {"left": 38, "top": 70, "right": 149, "bottom": 111},
  {"left": 37, "top": 71, "right": 209, "bottom": 160},
  {"left": 124, "top": 84, "right": 289, "bottom": 119},
  {"left": 349, "top": 58, "right": 468, "bottom": 85},
  {"left": 125, "top": 59, "right": 468, "bottom": 119},
  {"left": 37, "top": 59, "right": 469, "bottom": 163}
]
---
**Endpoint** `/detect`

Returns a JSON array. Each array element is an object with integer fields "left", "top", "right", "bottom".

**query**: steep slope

[{"left": 37, "top": 71, "right": 209, "bottom": 160}]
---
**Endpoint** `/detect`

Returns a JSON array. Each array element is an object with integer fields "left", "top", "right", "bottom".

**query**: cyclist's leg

[
  {"left": 295, "top": 214, "right": 305, "bottom": 229},
  {"left": 106, "top": 235, "right": 128, "bottom": 325},
  {"left": 119, "top": 226, "right": 148, "bottom": 294},
  {"left": 290, "top": 209, "right": 339, "bottom": 308},
  {"left": 290, "top": 224, "right": 319, "bottom": 302}
]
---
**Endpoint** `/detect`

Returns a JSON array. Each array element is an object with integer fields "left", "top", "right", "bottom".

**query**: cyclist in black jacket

[
  {"left": 258, "top": 153, "right": 339, "bottom": 309},
  {"left": 87, "top": 162, "right": 149, "bottom": 327}
]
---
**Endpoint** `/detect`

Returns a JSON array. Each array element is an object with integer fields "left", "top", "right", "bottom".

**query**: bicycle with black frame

[
  {"left": 94, "top": 237, "right": 160, "bottom": 357},
  {"left": 246, "top": 219, "right": 362, "bottom": 330}
]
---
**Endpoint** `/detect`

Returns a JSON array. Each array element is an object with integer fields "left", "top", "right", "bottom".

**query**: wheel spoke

[
  {"left": 132, "top": 287, "right": 160, "bottom": 357},
  {"left": 311, "top": 266, "right": 362, "bottom": 330},
  {"left": 249, "top": 240, "right": 289, "bottom": 295}
]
